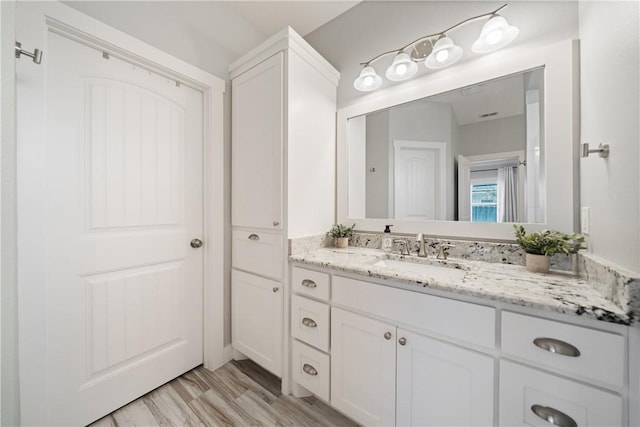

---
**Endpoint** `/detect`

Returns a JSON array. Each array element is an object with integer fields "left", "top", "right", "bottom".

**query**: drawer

[
  {"left": 501, "top": 311, "right": 625, "bottom": 387},
  {"left": 291, "top": 295, "right": 330, "bottom": 352},
  {"left": 291, "top": 266, "right": 330, "bottom": 301},
  {"left": 332, "top": 275, "right": 495, "bottom": 348},
  {"left": 232, "top": 229, "right": 283, "bottom": 280},
  {"left": 499, "top": 360, "right": 622, "bottom": 427},
  {"left": 292, "top": 340, "right": 330, "bottom": 401}
]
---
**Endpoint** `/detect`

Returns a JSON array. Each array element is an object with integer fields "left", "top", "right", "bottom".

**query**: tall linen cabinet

[{"left": 229, "top": 27, "right": 339, "bottom": 379}]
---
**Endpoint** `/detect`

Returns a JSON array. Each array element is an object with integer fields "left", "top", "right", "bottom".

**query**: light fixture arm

[{"left": 359, "top": 4, "right": 508, "bottom": 67}]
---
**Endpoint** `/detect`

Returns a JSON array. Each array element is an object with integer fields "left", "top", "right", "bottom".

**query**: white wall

[
  {"left": 1, "top": 1, "right": 20, "bottom": 424},
  {"left": 365, "top": 110, "right": 389, "bottom": 218},
  {"left": 457, "top": 115, "right": 525, "bottom": 157},
  {"left": 579, "top": 1, "right": 640, "bottom": 274},
  {"left": 347, "top": 115, "right": 366, "bottom": 218}
]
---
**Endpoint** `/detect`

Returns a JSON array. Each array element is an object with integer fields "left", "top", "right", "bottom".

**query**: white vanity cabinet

[
  {"left": 289, "top": 262, "right": 630, "bottom": 427},
  {"left": 229, "top": 27, "right": 339, "bottom": 378}
]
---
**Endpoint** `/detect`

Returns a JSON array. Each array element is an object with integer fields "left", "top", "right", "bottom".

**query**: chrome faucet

[
  {"left": 436, "top": 242, "right": 456, "bottom": 260},
  {"left": 393, "top": 239, "right": 410, "bottom": 256},
  {"left": 416, "top": 233, "right": 428, "bottom": 257}
]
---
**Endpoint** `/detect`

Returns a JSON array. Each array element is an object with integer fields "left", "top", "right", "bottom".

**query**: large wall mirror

[{"left": 337, "top": 40, "right": 579, "bottom": 240}]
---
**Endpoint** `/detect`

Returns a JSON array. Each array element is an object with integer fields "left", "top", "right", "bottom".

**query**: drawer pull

[
  {"left": 301, "top": 279, "right": 317, "bottom": 288},
  {"left": 248, "top": 234, "right": 259, "bottom": 241},
  {"left": 302, "top": 363, "right": 318, "bottom": 376},
  {"left": 531, "top": 405, "right": 577, "bottom": 427},
  {"left": 302, "top": 317, "right": 317, "bottom": 328},
  {"left": 533, "top": 337, "right": 581, "bottom": 357}
]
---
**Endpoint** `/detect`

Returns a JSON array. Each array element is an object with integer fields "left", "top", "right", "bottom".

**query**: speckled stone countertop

[{"left": 289, "top": 247, "right": 631, "bottom": 325}]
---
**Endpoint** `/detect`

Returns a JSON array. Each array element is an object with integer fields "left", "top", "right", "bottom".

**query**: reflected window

[{"left": 471, "top": 182, "right": 498, "bottom": 223}]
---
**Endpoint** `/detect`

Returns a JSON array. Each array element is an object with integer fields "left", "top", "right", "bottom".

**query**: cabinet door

[
  {"left": 500, "top": 360, "right": 622, "bottom": 427},
  {"left": 330, "top": 308, "right": 396, "bottom": 426},
  {"left": 396, "top": 330, "right": 494, "bottom": 426},
  {"left": 231, "top": 52, "right": 283, "bottom": 229},
  {"left": 231, "top": 269, "right": 282, "bottom": 376}
]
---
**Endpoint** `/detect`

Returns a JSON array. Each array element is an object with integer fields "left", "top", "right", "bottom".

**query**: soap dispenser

[{"left": 382, "top": 225, "right": 393, "bottom": 253}]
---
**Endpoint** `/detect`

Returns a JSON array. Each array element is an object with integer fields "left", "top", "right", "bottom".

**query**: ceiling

[{"left": 64, "top": 1, "right": 360, "bottom": 77}]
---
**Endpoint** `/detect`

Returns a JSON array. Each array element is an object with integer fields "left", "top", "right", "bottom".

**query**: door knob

[{"left": 190, "top": 239, "right": 203, "bottom": 248}]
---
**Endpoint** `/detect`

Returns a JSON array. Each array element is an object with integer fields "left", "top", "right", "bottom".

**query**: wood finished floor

[{"left": 89, "top": 359, "right": 360, "bottom": 427}]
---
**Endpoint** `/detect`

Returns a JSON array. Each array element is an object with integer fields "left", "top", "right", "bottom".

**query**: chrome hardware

[
  {"left": 436, "top": 243, "right": 456, "bottom": 260},
  {"left": 398, "top": 337, "right": 407, "bottom": 346},
  {"left": 531, "top": 405, "right": 577, "bottom": 427},
  {"left": 273, "top": 220, "right": 280, "bottom": 227},
  {"left": 301, "top": 279, "right": 317, "bottom": 288},
  {"left": 102, "top": 52, "right": 110, "bottom": 60},
  {"left": 272, "top": 287, "right": 279, "bottom": 293},
  {"left": 581, "top": 142, "right": 610, "bottom": 158},
  {"left": 384, "top": 332, "right": 392, "bottom": 340},
  {"left": 416, "top": 233, "right": 428, "bottom": 257},
  {"left": 393, "top": 239, "right": 410, "bottom": 255},
  {"left": 302, "top": 317, "right": 317, "bottom": 328},
  {"left": 15, "top": 41, "right": 43, "bottom": 64},
  {"left": 533, "top": 337, "right": 581, "bottom": 357},
  {"left": 190, "top": 239, "right": 203, "bottom": 248},
  {"left": 303, "top": 363, "right": 318, "bottom": 376},
  {"left": 248, "top": 233, "right": 260, "bottom": 241}
]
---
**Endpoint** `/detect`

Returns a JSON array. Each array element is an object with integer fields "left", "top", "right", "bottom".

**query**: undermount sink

[{"left": 369, "top": 258, "right": 467, "bottom": 281}]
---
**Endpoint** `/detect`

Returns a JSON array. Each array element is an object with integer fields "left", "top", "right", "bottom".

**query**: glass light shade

[
  {"left": 425, "top": 36, "right": 463, "bottom": 69},
  {"left": 353, "top": 66, "right": 383, "bottom": 91},
  {"left": 472, "top": 15, "right": 519, "bottom": 54},
  {"left": 385, "top": 52, "right": 418, "bottom": 81}
]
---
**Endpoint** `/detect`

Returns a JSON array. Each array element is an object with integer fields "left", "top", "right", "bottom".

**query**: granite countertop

[{"left": 289, "top": 247, "right": 630, "bottom": 325}]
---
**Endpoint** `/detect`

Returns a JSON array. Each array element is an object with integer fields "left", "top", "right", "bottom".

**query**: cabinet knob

[
  {"left": 301, "top": 317, "right": 317, "bottom": 328},
  {"left": 273, "top": 221, "right": 280, "bottom": 227},
  {"left": 533, "top": 337, "right": 580, "bottom": 357},
  {"left": 302, "top": 363, "right": 318, "bottom": 376},
  {"left": 190, "top": 238, "right": 203, "bottom": 248},
  {"left": 398, "top": 337, "right": 407, "bottom": 346},
  {"left": 531, "top": 405, "right": 577, "bottom": 427},
  {"left": 272, "top": 287, "right": 279, "bottom": 293},
  {"left": 301, "top": 279, "right": 317, "bottom": 288},
  {"left": 384, "top": 332, "right": 392, "bottom": 340}
]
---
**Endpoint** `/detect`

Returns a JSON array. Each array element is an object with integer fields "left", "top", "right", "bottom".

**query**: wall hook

[
  {"left": 581, "top": 142, "right": 609, "bottom": 158},
  {"left": 15, "top": 41, "right": 42, "bottom": 64}
]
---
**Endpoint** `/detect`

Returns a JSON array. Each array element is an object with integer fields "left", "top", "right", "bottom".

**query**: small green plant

[
  {"left": 513, "top": 225, "right": 586, "bottom": 256},
  {"left": 328, "top": 223, "right": 356, "bottom": 238}
]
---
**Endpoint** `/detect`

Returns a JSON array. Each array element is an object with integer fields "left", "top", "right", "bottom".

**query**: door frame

[{"left": 14, "top": 3, "right": 225, "bottom": 424}]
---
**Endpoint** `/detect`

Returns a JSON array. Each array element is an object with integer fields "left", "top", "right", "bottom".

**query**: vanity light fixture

[{"left": 354, "top": 4, "right": 519, "bottom": 92}]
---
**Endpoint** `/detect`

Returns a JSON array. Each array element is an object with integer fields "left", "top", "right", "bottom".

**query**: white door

[
  {"left": 457, "top": 154, "right": 471, "bottom": 221},
  {"left": 231, "top": 269, "right": 283, "bottom": 376},
  {"left": 393, "top": 140, "right": 447, "bottom": 220},
  {"left": 231, "top": 52, "right": 283, "bottom": 229},
  {"left": 396, "top": 330, "right": 494, "bottom": 426},
  {"left": 330, "top": 308, "right": 396, "bottom": 426},
  {"left": 19, "top": 31, "right": 204, "bottom": 426}
]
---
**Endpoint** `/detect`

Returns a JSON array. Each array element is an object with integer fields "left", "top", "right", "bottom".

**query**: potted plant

[
  {"left": 513, "top": 225, "right": 585, "bottom": 274},
  {"left": 328, "top": 224, "right": 356, "bottom": 248}
]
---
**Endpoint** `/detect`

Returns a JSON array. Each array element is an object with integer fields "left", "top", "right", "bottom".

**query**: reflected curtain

[{"left": 497, "top": 166, "right": 518, "bottom": 222}]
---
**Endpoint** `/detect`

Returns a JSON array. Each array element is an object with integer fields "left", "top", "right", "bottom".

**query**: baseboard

[{"left": 223, "top": 344, "right": 234, "bottom": 364}]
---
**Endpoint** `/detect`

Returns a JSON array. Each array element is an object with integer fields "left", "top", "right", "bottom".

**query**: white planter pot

[
  {"left": 335, "top": 237, "right": 349, "bottom": 248},
  {"left": 525, "top": 253, "right": 550, "bottom": 274}
]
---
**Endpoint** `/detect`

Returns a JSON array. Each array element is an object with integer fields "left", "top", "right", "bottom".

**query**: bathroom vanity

[{"left": 289, "top": 247, "right": 630, "bottom": 427}]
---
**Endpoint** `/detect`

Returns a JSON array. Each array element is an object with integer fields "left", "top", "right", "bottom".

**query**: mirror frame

[{"left": 337, "top": 39, "right": 579, "bottom": 241}]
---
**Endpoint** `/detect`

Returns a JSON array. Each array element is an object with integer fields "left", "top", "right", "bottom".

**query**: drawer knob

[
  {"left": 531, "top": 404, "right": 577, "bottom": 427},
  {"left": 273, "top": 287, "right": 279, "bottom": 293},
  {"left": 301, "top": 279, "right": 317, "bottom": 288},
  {"left": 398, "top": 337, "right": 407, "bottom": 346},
  {"left": 384, "top": 332, "right": 392, "bottom": 340},
  {"left": 302, "top": 317, "right": 317, "bottom": 328},
  {"left": 302, "top": 363, "right": 318, "bottom": 376},
  {"left": 248, "top": 234, "right": 259, "bottom": 241},
  {"left": 533, "top": 337, "right": 581, "bottom": 357}
]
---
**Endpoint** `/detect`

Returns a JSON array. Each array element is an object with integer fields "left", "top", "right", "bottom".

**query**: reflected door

[{"left": 393, "top": 141, "right": 446, "bottom": 220}]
